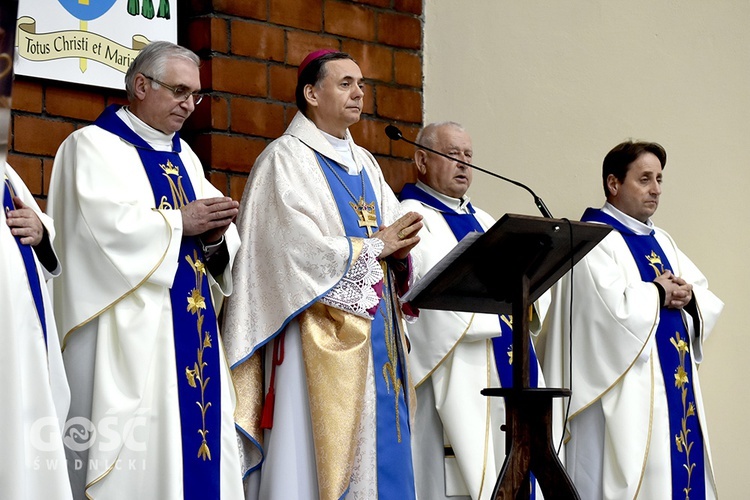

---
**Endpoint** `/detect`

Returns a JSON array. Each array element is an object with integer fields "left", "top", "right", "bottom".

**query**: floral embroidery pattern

[
  {"left": 380, "top": 264, "right": 404, "bottom": 442},
  {"left": 670, "top": 331, "right": 696, "bottom": 499},
  {"left": 185, "top": 250, "right": 213, "bottom": 460}
]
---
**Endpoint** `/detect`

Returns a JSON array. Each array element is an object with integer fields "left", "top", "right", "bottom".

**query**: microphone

[{"left": 385, "top": 125, "right": 553, "bottom": 218}]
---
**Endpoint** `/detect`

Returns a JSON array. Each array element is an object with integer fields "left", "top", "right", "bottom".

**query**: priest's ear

[
  {"left": 133, "top": 73, "right": 151, "bottom": 101},
  {"left": 414, "top": 149, "right": 429, "bottom": 176},
  {"left": 606, "top": 173, "right": 621, "bottom": 198},
  {"left": 303, "top": 84, "right": 319, "bottom": 110}
]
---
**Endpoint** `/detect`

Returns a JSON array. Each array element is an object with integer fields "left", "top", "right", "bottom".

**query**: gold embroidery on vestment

[
  {"left": 185, "top": 250, "right": 213, "bottom": 460},
  {"left": 159, "top": 160, "right": 189, "bottom": 209},
  {"left": 646, "top": 250, "right": 665, "bottom": 277},
  {"left": 380, "top": 261, "right": 405, "bottom": 442},
  {"left": 671, "top": 331, "right": 697, "bottom": 500}
]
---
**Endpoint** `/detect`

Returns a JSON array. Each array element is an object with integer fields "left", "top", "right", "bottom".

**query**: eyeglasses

[{"left": 143, "top": 75, "right": 205, "bottom": 105}]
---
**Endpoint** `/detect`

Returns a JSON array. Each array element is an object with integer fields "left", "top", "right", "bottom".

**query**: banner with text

[{"left": 15, "top": 0, "right": 177, "bottom": 90}]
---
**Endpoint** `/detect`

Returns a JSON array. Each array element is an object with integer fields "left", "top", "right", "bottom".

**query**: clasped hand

[
  {"left": 372, "top": 211, "right": 423, "bottom": 260},
  {"left": 653, "top": 270, "right": 693, "bottom": 309},
  {"left": 180, "top": 197, "right": 239, "bottom": 242}
]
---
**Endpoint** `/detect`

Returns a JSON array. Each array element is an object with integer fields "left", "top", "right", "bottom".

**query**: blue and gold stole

[
  {"left": 582, "top": 208, "right": 706, "bottom": 500},
  {"left": 94, "top": 105, "right": 222, "bottom": 499},
  {"left": 317, "top": 152, "right": 416, "bottom": 500},
  {"left": 399, "top": 183, "right": 540, "bottom": 389},
  {"left": 3, "top": 175, "right": 47, "bottom": 346}
]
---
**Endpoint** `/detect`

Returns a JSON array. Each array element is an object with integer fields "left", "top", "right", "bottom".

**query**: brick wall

[{"left": 9, "top": 0, "right": 423, "bottom": 209}]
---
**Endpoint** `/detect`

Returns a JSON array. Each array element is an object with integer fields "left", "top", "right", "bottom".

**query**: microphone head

[{"left": 385, "top": 125, "right": 403, "bottom": 141}]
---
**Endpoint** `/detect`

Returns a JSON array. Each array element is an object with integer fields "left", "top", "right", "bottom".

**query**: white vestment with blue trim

[{"left": 538, "top": 203, "right": 723, "bottom": 499}]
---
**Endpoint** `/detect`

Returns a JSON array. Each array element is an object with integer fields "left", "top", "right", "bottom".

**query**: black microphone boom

[{"left": 385, "top": 124, "right": 553, "bottom": 218}]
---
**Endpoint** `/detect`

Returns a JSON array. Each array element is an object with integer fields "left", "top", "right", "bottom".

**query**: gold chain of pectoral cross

[{"left": 320, "top": 155, "right": 379, "bottom": 237}]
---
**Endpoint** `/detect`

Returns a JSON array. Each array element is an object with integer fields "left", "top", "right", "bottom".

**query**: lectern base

[{"left": 480, "top": 388, "right": 579, "bottom": 500}]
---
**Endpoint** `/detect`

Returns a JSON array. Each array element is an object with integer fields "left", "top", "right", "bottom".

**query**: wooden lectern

[{"left": 404, "top": 213, "right": 610, "bottom": 500}]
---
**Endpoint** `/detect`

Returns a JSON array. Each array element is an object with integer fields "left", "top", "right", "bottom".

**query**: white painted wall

[{"left": 423, "top": 1, "right": 747, "bottom": 496}]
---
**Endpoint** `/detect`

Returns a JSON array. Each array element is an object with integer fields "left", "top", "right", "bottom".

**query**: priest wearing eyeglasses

[{"left": 47, "top": 41, "right": 243, "bottom": 500}]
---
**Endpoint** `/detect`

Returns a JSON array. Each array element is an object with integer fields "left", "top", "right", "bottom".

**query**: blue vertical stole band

[
  {"left": 582, "top": 208, "right": 706, "bottom": 499},
  {"left": 398, "top": 184, "right": 540, "bottom": 389},
  {"left": 3, "top": 176, "right": 47, "bottom": 346},
  {"left": 94, "top": 105, "right": 222, "bottom": 499},
  {"left": 317, "top": 153, "right": 416, "bottom": 500}
]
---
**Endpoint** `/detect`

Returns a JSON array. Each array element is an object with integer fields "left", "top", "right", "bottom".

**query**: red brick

[
  {"left": 394, "top": 51, "right": 421, "bottom": 87},
  {"left": 375, "top": 155, "right": 416, "bottom": 194},
  {"left": 390, "top": 122, "right": 421, "bottom": 159},
  {"left": 342, "top": 40, "right": 393, "bottom": 83},
  {"left": 6, "top": 154, "right": 43, "bottom": 194},
  {"left": 283, "top": 106, "right": 298, "bottom": 128},
  {"left": 10, "top": 79, "right": 43, "bottom": 113},
  {"left": 106, "top": 94, "right": 129, "bottom": 107},
  {"left": 286, "top": 32, "right": 340, "bottom": 67},
  {"left": 362, "top": 86, "right": 375, "bottom": 115},
  {"left": 212, "top": 57, "right": 267, "bottom": 97},
  {"left": 394, "top": 0, "right": 423, "bottom": 15},
  {"left": 325, "top": 1, "right": 376, "bottom": 41},
  {"left": 377, "top": 12, "right": 421, "bottom": 49},
  {"left": 212, "top": 0, "right": 266, "bottom": 20},
  {"left": 270, "top": 0, "right": 323, "bottom": 31},
  {"left": 231, "top": 21, "right": 285, "bottom": 62},
  {"left": 207, "top": 170, "right": 230, "bottom": 196},
  {"left": 187, "top": 17, "right": 229, "bottom": 54},
  {"left": 230, "top": 99, "right": 286, "bottom": 138},
  {"left": 13, "top": 115, "right": 75, "bottom": 157},
  {"left": 229, "top": 173, "right": 249, "bottom": 202},
  {"left": 352, "top": 0, "right": 390, "bottom": 7},
  {"left": 349, "top": 118, "right": 389, "bottom": 156},
  {"left": 185, "top": 94, "right": 229, "bottom": 131},
  {"left": 270, "top": 65, "right": 297, "bottom": 103},
  {"left": 375, "top": 85, "right": 421, "bottom": 123},
  {"left": 193, "top": 133, "right": 267, "bottom": 173},
  {"left": 46, "top": 86, "right": 106, "bottom": 121}
]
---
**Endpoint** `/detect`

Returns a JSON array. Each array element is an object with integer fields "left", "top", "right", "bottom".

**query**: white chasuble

[
  {"left": 401, "top": 184, "right": 547, "bottom": 500},
  {"left": 537, "top": 204, "right": 723, "bottom": 500},
  {"left": 47, "top": 108, "right": 243, "bottom": 500},
  {"left": 1, "top": 163, "right": 72, "bottom": 500},
  {"left": 223, "top": 111, "right": 417, "bottom": 500}
]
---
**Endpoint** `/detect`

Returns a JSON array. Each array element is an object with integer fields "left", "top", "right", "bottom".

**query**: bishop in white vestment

[{"left": 223, "top": 50, "right": 423, "bottom": 500}]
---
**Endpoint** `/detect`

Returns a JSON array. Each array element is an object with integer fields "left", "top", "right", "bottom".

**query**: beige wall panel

[{"left": 424, "top": 1, "right": 747, "bottom": 496}]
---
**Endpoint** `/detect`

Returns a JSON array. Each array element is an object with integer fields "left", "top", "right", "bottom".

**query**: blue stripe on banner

[{"left": 582, "top": 208, "right": 706, "bottom": 499}]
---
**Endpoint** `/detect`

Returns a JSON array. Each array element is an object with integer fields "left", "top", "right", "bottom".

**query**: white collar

[
  {"left": 320, "top": 129, "right": 359, "bottom": 175},
  {"left": 117, "top": 107, "right": 176, "bottom": 152},
  {"left": 602, "top": 202, "right": 654, "bottom": 235},
  {"left": 415, "top": 181, "right": 472, "bottom": 213}
]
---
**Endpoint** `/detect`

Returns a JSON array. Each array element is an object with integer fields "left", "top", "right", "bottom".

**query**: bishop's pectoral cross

[{"left": 350, "top": 197, "right": 378, "bottom": 237}]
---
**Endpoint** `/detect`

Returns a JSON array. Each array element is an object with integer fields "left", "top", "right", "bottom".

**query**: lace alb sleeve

[{"left": 319, "top": 238, "right": 384, "bottom": 319}]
